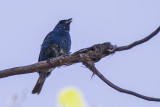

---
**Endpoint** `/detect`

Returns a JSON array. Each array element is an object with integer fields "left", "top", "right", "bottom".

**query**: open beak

[{"left": 65, "top": 18, "right": 72, "bottom": 24}]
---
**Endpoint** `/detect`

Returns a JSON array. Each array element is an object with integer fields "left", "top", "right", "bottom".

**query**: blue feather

[{"left": 32, "top": 18, "right": 72, "bottom": 94}]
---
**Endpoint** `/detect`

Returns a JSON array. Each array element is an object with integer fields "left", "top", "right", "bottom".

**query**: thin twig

[
  {"left": 116, "top": 26, "right": 160, "bottom": 51},
  {"left": 84, "top": 61, "right": 160, "bottom": 101}
]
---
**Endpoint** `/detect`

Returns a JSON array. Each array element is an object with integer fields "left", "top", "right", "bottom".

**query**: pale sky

[{"left": 0, "top": 0, "right": 160, "bottom": 107}]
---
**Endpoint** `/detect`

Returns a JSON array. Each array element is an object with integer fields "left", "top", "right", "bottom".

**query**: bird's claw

[
  {"left": 63, "top": 53, "right": 71, "bottom": 57},
  {"left": 47, "top": 58, "right": 51, "bottom": 65}
]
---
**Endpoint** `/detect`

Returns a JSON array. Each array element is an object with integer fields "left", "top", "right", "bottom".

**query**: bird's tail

[{"left": 32, "top": 73, "right": 46, "bottom": 94}]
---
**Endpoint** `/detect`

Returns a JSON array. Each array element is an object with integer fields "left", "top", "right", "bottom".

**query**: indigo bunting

[{"left": 32, "top": 18, "right": 72, "bottom": 94}]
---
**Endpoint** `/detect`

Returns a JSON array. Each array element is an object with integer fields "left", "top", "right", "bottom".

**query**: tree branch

[
  {"left": 83, "top": 61, "right": 160, "bottom": 101},
  {"left": 0, "top": 42, "right": 114, "bottom": 78},
  {"left": 116, "top": 26, "right": 160, "bottom": 51},
  {"left": 0, "top": 26, "right": 160, "bottom": 101}
]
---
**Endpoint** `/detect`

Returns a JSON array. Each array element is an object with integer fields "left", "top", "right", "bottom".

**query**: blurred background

[{"left": 0, "top": 0, "right": 160, "bottom": 107}]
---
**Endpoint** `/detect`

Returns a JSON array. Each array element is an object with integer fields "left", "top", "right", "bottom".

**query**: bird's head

[{"left": 55, "top": 18, "right": 72, "bottom": 32}]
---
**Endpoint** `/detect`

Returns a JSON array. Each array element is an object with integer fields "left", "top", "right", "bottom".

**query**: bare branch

[
  {"left": 0, "top": 42, "right": 114, "bottom": 78},
  {"left": 83, "top": 61, "right": 160, "bottom": 101},
  {"left": 116, "top": 26, "right": 160, "bottom": 51},
  {"left": 0, "top": 26, "right": 160, "bottom": 101}
]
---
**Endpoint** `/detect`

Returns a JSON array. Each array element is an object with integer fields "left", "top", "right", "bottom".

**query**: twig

[
  {"left": 116, "top": 26, "right": 160, "bottom": 51},
  {"left": 84, "top": 61, "right": 160, "bottom": 101}
]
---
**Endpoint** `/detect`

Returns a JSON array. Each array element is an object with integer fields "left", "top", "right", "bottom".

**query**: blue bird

[{"left": 32, "top": 18, "right": 72, "bottom": 94}]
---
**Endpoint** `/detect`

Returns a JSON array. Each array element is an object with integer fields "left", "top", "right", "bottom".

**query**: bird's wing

[
  {"left": 42, "top": 31, "right": 53, "bottom": 44},
  {"left": 38, "top": 42, "right": 61, "bottom": 62}
]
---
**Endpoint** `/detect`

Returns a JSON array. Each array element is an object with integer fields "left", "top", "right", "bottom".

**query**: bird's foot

[
  {"left": 63, "top": 52, "right": 71, "bottom": 57},
  {"left": 47, "top": 58, "right": 52, "bottom": 65}
]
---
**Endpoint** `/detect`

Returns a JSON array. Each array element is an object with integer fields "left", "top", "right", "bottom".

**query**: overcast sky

[{"left": 0, "top": 0, "right": 160, "bottom": 107}]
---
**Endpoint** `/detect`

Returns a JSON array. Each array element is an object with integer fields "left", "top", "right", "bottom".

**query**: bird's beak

[{"left": 65, "top": 18, "right": 72, "bottom": 24}]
